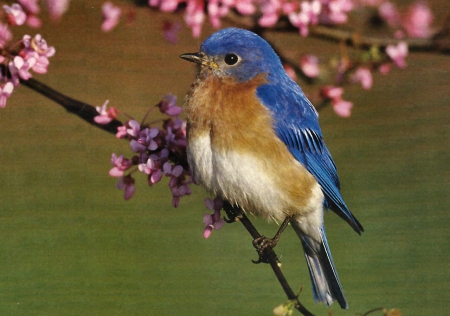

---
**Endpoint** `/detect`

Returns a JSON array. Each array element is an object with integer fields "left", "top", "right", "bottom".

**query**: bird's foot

[
  {"left": 252, "top": 236, "right": 279, "bottom": 264},
  {"left": 223, "top": 201, "right": 243, "bottom": 223},
  {"left": 251, "top": 216, "right": 292, "bottom": 264}
]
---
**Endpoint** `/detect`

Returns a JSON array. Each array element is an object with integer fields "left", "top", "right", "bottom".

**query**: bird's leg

[
  {"left": 222, "top": 201, "right": 244, "bottom": 223},
  {"left": 252, "top": 215, "right": 292, "bottom": 264}
]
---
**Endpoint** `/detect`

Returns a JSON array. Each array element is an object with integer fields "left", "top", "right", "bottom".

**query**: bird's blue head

[{"left": 180, "top": 28, "right": 285, "bottom": 83}]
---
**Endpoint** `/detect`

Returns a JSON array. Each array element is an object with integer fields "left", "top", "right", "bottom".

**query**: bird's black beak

[{"left": 180, "top": 52, "right": 205, "bottom": 65}]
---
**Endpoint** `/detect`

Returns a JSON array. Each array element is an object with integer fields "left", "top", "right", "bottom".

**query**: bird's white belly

[{"left": 187, "top": 134, "right": 288, "bottom": 221}]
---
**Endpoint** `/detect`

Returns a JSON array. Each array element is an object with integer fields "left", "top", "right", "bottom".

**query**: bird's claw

[{"left": 252, "top": 236, "right": 279, "bottom": 264}]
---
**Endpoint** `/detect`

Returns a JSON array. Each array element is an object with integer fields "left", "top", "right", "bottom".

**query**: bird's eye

[{"left": 224, "top": 53, "right": 239, "bottom": 66}]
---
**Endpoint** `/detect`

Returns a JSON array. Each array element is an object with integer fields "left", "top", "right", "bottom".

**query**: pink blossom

[
  {"left": 22, "top": 34, "right": 56, "bottom": 58},
  {"left": 203, "top": 197, "right": 225, "bottom": 238},
  {"left": 378, "top": 1, "right": 400, "bottom": 28},
  {"left": 19, "top": 0, "right": 40, "bottom": 14},
  {"left": 138, "top": 149, "right": 169, "bottom": 185},
  {"left": 164, "top": 117, "right": 187, "bottom": 150},
  {"left": 258, "top": 0, "right": 282, "bottom": 27},
  {"left": 110, "top": 153, "right": 133, "bottom": 177},
  {"left": 379, "top": 63, "right": 391, "bottom": 74},
  {"left": 300, "top": 54, "right": 320, "bottom": 78},
  {"left": 162, "top": 20, "right": 181, "bottom": 44},
  {"left": 129, "top": 127, "right": 159, "bottom": 153},
  {"left": 3, "top": 4, "right": 27, "bottom": 26},
  {"left": 184, "top": 0, "right": 205, "bottom": 38},
  {"left": 320, "top": 0, "right": 353, "bottom": 25},
  {"left": 94, "top": 100, "right": 118, "bottom": 124},
  {"left": 26, "top": 15, "right": 42, "bottom": 28},
  {"left": 101, "top": 2, "right": 122, "bottom": 32},
  {"left": 46, "top": 0, "right": 70, "bottom": 21},
  {"left": 164, "top": 162, "right": 191, "bottom": 207},
  {"left": 386, "top": 41, "right": 408, "bottom": 68},
  {"left": 320, "top": 85, "right": 344, "bottom": 99},
  {"left": 158, "top": 93, "right": 182, "bottom": 116},
  {"left": 283, "top": 64, "right": 297, "bottom": 80},
  {"left": 402, "top": 1, "right": 433, "bottom": 38},
  {"left": 289, "top": 0, "right": 321, "bottom": 37},
  {"left": 207, "top": 0, "right": 231, "bottom": 28},
  {"left": 320, "top": 85, "right": 353, "bottom": 117},
  {"left": 236, "top": 0, "right": 256, "bottom": 15},
  {"left": 116, "top": 175, "right": 135, "bottom": 200},
  {"left": 116, "top": 125, "right": 127, "bottom": 138},
  {"left": 0, "top": 23, "right": 13, "bottom": 48},
  {"left": 351, "top": 67, "right": 373, "bottom": 90},
  {"left": 126, "top": 119, "right": 141, "bottom": 138},
  {"left": 9, "top": 56, "right": 36, "bottom": 83},
  {"left": 0, "top": 82, "right": 14, "bottom": 108},
  {"left": 332, "top": 99, "right": 353, "bottom": 117}
]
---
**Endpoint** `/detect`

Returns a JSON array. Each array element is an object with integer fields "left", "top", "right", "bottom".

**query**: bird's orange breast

[{"left": 184, "top": 72, "right": 319, "bottom": 219}]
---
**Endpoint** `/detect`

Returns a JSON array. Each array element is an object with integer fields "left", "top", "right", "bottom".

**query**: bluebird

[{"left": 180, "top": 27, "right": 363, "bottom": 309}]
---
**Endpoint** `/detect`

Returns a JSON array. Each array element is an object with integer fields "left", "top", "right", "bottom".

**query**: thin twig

[{"left": 223, "top": 202, "right": 314, "bottom": 316}]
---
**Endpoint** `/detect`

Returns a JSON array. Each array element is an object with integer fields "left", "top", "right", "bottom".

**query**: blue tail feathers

[{"left": 297, "top": 225, "right": 348, "bottom": 309}]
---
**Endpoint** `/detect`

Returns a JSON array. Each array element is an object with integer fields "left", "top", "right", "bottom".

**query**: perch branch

[
  {"left": 223, "top": 202, "right": 314, "bottom": 316},
  {"left": 20, "top": 77, "right": 123, "bottom": 135}
]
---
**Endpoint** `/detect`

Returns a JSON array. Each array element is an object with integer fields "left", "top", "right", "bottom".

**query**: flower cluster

[
  {"left": 0, "top": 2, "right": 55, "bottom": 108},
  {"left": 148, "top": 0, "right": 434, "bottom": 40},
  {"left": 320, "top": 85, "right": 353, "bottom": 117},
  {"left": 96, "top": 94, "right": 192, "bottom": 207},
  {"left": 148, "top": 0, "right": 355, "bottom": 38},
  {"left": 377, "top": 1, "right": 434, "bottom": 39}
]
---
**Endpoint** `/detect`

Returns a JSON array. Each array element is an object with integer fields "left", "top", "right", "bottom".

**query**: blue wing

[{"left": 257, "top": 80, "right": 363, "bottom": 234}]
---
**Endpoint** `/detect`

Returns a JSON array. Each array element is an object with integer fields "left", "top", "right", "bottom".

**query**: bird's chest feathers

[{"left": 185, "top": 74, "right": 312, "bottom": 217}]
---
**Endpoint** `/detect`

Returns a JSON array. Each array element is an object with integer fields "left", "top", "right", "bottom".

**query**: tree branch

[
  {"left": 20, "top": 77, "right": 123, "bottom": 135},
  {"left": 223, "top": 202, "right": 314, "bottom": 316},
  {"left": 225, "top": 10, "right": 450, "bottom": 53}
]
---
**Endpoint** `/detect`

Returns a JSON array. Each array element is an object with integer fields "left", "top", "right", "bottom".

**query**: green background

[{"left": 0, "top": 1, "right": 449, "bottom": 315}]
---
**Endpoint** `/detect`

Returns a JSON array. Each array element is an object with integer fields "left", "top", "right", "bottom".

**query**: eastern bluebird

[{"left": 180, "top": 27, "right": 363, "bottom": 309}]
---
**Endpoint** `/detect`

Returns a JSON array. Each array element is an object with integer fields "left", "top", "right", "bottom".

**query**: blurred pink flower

[
  {"left": 0, "top": 82, "right": 14, "bottom": 108},
  {"left": 162, "top": 20, "right": 181, "bottom": 44},
  {"left": 283, "top": 63, "right": 297, "bottom": 80},
  {"left": 149, "top": 0, "right": 180, "bottom": 12},
  {"left": 101, "top": 1, "right": 122, "bottom": 32},
  {"left": 320, "top": 85, "right": 353, "bottom": 117},
  {"left": 402, "top": 1, "right": 433, "bottom": 38},
  {"left": 351, "top": 67, "right": 373, "bottom": 90},
  {"left": 184, "top": 0, "right": 205, "bottom": 38},
  {"left": 236, "top": 0, "right": 256, "bottom": 15},
  {"left": 300, "top": 54, "right": 320, "bottom": 78},
  {"left": 332, "top": 99, "right": 353, "bottom": 117},
  {"left": 116, "top": 175, "right": 135, "bottom": 200},
  {"left": 379, "top": 63, "right": 391, "bottom": 74},
  {"left": 3, "top": 4, "right": 27, "bottom": 26},
  {"left": 378, "top": 1, "right": 400, "bottom": 28},
  {"left": 289, "top": 0, "right": 321, "bottom": 36},
  {"left": 0, "top": 23, "right": 13, "bottom": 48},
  {"left": 208, "top": 0, "right": 231, "bottom": 28},
  {"left": 258, "top": 0, "right": 282, "bottom": 27},
  {"left": 203, "top": 197, "right": 225, "bottom": 238},
  {"left": 46, "top": 0, "right": 70, "bottom": 21},
  {"left": 320, "top": 0, "right": 353, "bottom": 25},
  {"left": 386, "top": 41, "right": 408, "bottom": 68},
  {"left": 19, "top": 0, "right": 40, "bottom": 14}
]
